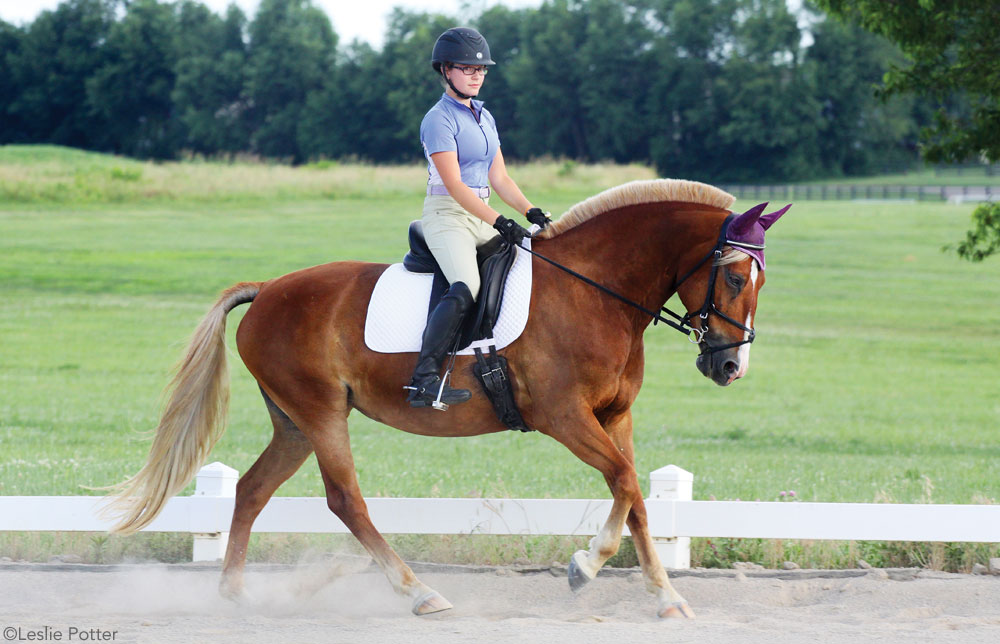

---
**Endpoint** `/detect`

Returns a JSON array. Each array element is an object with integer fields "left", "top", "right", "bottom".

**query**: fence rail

[
  {"left": 2, "top": 463, "right": 998, "bottom": 567},
  {"left": 722, "top": 184, "right": 998, "bottom": 203}
]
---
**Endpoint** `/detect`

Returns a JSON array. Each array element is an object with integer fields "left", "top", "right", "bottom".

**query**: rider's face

[{"left": 445, "top": 64, "right": 486, "bottom": 97}]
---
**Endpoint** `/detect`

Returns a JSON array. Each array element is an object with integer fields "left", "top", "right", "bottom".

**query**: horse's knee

[
  {"left": 609, "top": 467, "right": 642, "bottom": 499},
  {"left": 325, "top": 487, "right": 363, "bottom": 518}
]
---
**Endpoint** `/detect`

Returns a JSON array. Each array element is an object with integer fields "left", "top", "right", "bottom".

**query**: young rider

[{"left": 405, "top": 27, "right": 551, "bottom": 409}]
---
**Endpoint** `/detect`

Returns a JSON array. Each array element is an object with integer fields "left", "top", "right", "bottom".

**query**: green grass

[{"left": 1, "top": 146, "right": 998, "bottom": 568}]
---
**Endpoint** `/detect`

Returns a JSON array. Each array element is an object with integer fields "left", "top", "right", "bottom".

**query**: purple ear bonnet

[{"left": 726, "top": 202, "right": 790, "bottom": 270}]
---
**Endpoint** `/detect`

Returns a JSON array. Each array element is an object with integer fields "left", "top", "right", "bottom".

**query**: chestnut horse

[{"left": 104, "top": 179, "right": 787, "bottom": 619}]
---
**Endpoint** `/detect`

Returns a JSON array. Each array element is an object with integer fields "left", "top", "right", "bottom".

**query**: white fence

[{"left": 2, "top": 463, "right": 998, "bottom": 567}]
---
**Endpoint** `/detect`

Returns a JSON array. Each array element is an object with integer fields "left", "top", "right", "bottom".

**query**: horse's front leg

[
  {"left": 546, "top": 410, "right": 646, "bottom": 590},
  {"left": 603, "top": 409, "right": 694, "bottom": 618},
  {"left": 567, "top": 485, "right": 632, "bottom": 590}
]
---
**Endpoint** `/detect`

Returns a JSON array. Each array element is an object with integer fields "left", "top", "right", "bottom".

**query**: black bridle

[
  {"left": 521, "top": 213, "right": 757, "bottom": 356},
  {"left": 674, "top": 213, "right": 759, "bottom": 355}
]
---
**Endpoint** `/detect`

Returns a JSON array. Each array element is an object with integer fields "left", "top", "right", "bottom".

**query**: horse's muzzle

[{"left": 695, "top": 344, "right": 741, "bottom": 387}]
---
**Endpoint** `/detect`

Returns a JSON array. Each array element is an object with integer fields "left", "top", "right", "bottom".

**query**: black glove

[
  {"left": 493, "top": 215, "right": 530, "bottom": 246},
  {"left": 525, "top": 207, "right": 552, "bottom": 230}
]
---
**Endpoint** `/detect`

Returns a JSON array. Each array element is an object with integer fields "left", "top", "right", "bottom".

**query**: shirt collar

[{"left": 441, "top": 92, "right": 484, "bottom": 117}]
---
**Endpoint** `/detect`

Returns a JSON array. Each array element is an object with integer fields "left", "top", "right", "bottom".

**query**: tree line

[{"left": 0, "top": 0, "right": 938, "bottom": 182}]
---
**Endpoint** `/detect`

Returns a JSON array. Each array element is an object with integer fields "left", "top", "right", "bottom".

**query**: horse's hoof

[
  {"left": 219, "top": 584, "right": 253, "bottom": 604},
  {"left": 412, "top": 590, "right": 453, "bottom": 616},
  {"left": 658, "top": 601, "right": 695, "bottom": 619},
  {"left": 567, "top": 550, "right": 595, "bottom": 593}
]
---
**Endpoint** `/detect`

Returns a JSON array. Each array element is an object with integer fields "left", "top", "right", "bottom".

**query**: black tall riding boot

[{"left": 405, "top": 281, "right": 475, "bottom": 409}]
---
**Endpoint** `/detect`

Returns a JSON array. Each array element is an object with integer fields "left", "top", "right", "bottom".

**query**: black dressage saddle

[
  {"left": 403, "top": 220, "right": 518, "bottom": 350},
  {"left": 402, "top": 220, "right": 530, "bottom": 432}
]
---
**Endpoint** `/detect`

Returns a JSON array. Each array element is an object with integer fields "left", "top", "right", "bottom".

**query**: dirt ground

[{"left": 1, "top": 561, "right": 999, "bottom": 644}]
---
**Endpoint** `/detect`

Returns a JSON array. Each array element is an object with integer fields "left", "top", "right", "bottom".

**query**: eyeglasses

[{"left": 449, "top": 64, "right": 489, "bottom": 76}]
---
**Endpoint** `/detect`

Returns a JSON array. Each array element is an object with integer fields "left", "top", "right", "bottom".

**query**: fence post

[
  {"left": 648, "top": 465, "right": 693, "bottom": 569},
  {"left": 191, "top": 462, "right": 238, "bottom": 562}
]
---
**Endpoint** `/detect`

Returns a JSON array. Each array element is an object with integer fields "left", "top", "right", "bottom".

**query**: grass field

[
  {"left": 805, "top": 167, "right": 1000, "bottom": 187},
  {"left": 1, "top": 146, "right": 998, "bottom": 568}
]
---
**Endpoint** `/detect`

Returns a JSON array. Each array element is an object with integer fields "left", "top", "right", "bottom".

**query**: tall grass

[{"left": 0, "top": 145, "right": 654, "bottom": 204}]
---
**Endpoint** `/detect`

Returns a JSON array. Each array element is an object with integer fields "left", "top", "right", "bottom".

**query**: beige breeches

[{"left": 421, "top": 194, "right": 499, "bottom": 300}]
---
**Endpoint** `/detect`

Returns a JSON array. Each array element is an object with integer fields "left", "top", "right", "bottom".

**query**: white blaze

[{"left": 736, "top": 259, "right": 758, "bottom": 378}]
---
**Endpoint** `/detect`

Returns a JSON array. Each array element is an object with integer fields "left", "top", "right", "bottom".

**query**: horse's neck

[{"left": 543, "top": 204, "right": 724, "bottom": 326}]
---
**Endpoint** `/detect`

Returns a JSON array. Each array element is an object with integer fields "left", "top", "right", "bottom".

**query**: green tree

[
  {"left": 713, "top": 0, "right": 822, "bottom": 181},
  {"left": 646, "top": 0, "right": 741, "bottom": 179},
  {"left": 506, "top": 0, "right": 589, "bottom": 159},
  {"left": 949, "top": 203, "right": 1000, "bottom": 261},
  {"left": 804, "top": 15, "right": 921, "bottom": 175},
  {"left": 86, "top": 0, "right": 181, "bottom": 157},
  {"left": 816, "top": 0, "right": 999, "bottom": 164},
  {"left": 317, "top": 41, "right": 386, "bottom": 160},
  {"left": 817, "top": 0, "right": 1000, "bottom": 259},
  {"left": 171, "top": 2, "right": 251, "bottom": 154},
  {"left": 575, "top": 0, "right": 654, "bottom": 162},
  {"left": 0, "top": 19, "right": 25, "bottom": 142},
  {"left": 296, "top": 73, "right": 353, "bottom": 161},
  {"left": 246, "top": 0, "right": 337, "bottom": 161},
  {"left": 4, "top": 0, "right": 115, "bottom": 148}
]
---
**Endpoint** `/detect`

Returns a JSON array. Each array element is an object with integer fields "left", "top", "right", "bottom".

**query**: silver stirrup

[
  {"left": 430, "top": 367, "right": 453, "bottom": 411},
  {"left": 402, "top": 377, "right": 451, "bottom": 412}
]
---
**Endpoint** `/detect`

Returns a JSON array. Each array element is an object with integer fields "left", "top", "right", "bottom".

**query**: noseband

[{"left": 522, "top": 213, "right": 757, "bottom": 356}]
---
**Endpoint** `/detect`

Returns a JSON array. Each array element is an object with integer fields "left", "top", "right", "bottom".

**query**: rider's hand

[
  {"left": 493, "top": 215, "right": 530, "bottom": 246},
  {"left": 525, "top": 207, "right": 552, "bottom": 230}
]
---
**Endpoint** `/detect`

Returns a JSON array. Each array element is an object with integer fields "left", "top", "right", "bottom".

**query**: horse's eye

[{"left": 726, "top": 270, "right": 745, "bottom": 291}]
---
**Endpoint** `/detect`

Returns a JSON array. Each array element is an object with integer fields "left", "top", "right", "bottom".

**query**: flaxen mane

[{"left": 537, "top": 179, "right": 736, "bottom": 240}]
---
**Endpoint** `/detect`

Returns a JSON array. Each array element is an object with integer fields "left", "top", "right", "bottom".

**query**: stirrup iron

[{"left": 431, "top": 368, "right": 451, "bottom": 411}]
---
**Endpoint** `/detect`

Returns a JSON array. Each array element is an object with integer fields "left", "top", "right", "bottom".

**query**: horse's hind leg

[
  {"left": 219, "top": 389, "right": 313, "bottom": 601},
  {"left": 305, "top": 407, "right": 452, "bottom": 615}
]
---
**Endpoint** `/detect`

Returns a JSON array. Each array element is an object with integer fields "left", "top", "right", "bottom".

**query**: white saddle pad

[{"left": 364, "top": 241, "right": 532, "bottom": 354}]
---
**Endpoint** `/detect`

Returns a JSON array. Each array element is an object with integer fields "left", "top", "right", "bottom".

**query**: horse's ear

[
  {"left": 760, "top": 204, "right": 791, "bottom": 231},
  {"left": 730, "top": 202, "right": 768, "bottom": 236}
]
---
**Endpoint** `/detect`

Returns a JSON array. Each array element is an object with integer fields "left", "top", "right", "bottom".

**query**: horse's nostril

[{"left": 723, "top": 360, "right": 738, "bottom": 376}]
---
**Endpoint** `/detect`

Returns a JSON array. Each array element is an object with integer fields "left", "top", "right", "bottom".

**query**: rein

[{"left": 521, "top": 214, "right": 756, "bottom": 356}]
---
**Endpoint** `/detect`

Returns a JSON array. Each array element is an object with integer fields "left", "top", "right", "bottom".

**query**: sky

[{"left": 0, "top": 0, "right": 543, "bottom": 49}]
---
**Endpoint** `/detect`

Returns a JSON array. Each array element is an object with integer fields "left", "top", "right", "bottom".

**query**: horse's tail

[{"left": 101, "top": 281, "right": 262, "bottom": 535}]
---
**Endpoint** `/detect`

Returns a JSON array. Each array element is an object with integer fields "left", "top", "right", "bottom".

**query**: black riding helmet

[
  {"left": 432, "top": 27, "right": 495, "bottom": 100},
  {"left": 431, "top": 27, "right": 495, "bottom": 73}
]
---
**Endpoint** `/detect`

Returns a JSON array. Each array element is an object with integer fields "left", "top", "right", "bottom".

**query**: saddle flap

[{"left": 459, "top": 240, "right": 519, "bottom": 347}]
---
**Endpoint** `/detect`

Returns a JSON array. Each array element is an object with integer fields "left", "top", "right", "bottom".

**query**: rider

[{"left": 405, "top": 26, "right": 551, "bottom": 409}]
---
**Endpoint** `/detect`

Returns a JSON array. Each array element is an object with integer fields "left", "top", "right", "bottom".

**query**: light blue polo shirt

[{"left": 420, "top": 93, "right": 500, "bottom": 189}]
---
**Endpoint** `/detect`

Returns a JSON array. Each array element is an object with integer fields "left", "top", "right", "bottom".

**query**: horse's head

[{"left": 676, "top": 202, "right": 789, "bottom": 386}]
